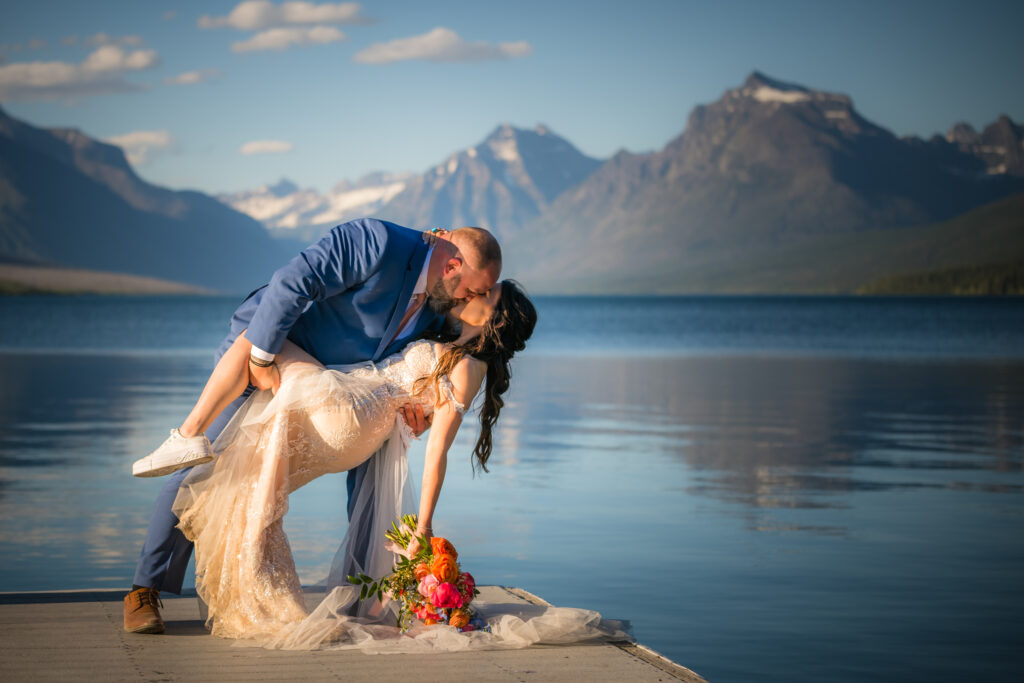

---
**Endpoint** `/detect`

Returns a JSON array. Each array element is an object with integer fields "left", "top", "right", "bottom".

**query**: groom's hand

[
  {"left": 249, "top": 361, "right": 281, "bottom": 394},
  {"left": 399, "top": 403, "right": 431, "bottom": 437}
]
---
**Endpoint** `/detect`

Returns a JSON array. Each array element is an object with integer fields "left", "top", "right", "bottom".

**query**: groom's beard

[{"left": 427, "top": 274, "right": 460, "bottom": 314}]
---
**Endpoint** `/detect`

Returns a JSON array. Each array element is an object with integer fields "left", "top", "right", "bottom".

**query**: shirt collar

[{"left": 413, "top": 245, "right": 433, "bottom": 296}]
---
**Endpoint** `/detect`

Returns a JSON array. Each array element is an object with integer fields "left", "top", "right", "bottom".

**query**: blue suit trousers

[{"left": 132, "top": 384, "right": 371, "bottom": 594}]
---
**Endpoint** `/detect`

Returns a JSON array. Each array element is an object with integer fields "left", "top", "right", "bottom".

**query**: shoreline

[{"left": 0, "top": 263, "right": 213, "bottom": 296}]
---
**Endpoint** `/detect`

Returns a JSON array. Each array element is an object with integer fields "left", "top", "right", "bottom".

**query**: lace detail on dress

[{"left": 438, "top": 375, "right": 467, "bottom": 415}]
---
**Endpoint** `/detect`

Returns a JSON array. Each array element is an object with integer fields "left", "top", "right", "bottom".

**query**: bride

[{"left": 156, "top": 278, "right": 628, "bottom": 652}]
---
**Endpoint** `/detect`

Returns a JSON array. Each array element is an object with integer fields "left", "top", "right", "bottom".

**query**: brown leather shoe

[{"left": 123, "top": 588, "right": 165, "bottom": 634}]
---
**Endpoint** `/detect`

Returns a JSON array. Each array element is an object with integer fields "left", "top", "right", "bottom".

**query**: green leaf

[
  {"left": 360, "top": 584, "right": 369, "bottom": 600},
  {"left": 347, "top": 574, "right": 361, "bottom": 584}
]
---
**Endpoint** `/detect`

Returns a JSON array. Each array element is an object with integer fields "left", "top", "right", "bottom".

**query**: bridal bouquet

[{"left": 348, "top": 514, "right": 484, "bottom": 632}]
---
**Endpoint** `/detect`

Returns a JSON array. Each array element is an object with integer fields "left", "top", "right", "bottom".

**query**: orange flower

[
  {"left": 448, "top": 609, "right": 470, "bottom": 629},
  {"left": 423, "top": 618, "right": 438, "bottom": 626},
  {"left": 430, "top": 553, "right": 459, "bottom": 584},
  {"left": 414, "top": 562, "right": 431, "bottom": 580},
  {"left": 430, "top": 537, "right": 458, "bottom": 560}
]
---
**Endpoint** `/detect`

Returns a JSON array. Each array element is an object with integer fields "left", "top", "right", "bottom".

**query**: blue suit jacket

[{"left": 220, "top": 218, "right": 444, "bottom": 365}]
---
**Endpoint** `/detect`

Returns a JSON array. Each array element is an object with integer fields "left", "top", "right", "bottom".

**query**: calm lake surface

[{"left": 1, "top": 295, "right": 1022, "bottom": 682}]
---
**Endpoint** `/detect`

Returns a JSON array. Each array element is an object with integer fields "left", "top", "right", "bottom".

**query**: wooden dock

[{"left": 0, "top": 586, "right": 704, "bottom": 682}]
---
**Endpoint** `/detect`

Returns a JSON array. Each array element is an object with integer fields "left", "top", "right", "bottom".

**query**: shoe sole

[
  {"left": 124, "top": 621, "right": 166, "bottom": 634},
  {"left": 133, "top": 453, "right": 214, "bottom": 478}
]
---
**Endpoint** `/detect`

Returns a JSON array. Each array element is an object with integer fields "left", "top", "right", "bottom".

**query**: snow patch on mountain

[
  {"left": 219, "top": 172, "right": 414, "bottom": 232},
  {"left": 751, "top": 86, "right": 811, "bottom": 104}
]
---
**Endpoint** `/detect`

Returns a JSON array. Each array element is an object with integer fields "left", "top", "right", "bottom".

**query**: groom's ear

[{"left": 443, "top": 256, "right": 463, "bottom": 275}]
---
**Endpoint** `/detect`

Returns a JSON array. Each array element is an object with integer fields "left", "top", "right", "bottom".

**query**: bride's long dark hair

[{"left": 417, "top": 279, "right": 537, "bottom": 473}]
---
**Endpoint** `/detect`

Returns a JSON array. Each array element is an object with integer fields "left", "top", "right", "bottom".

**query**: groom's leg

[
  {"left": 132, "top": 386, "right": 254, "bottom": 594},
  {"left": 132, "top": 466, "right": 194, "bottom": 593}
]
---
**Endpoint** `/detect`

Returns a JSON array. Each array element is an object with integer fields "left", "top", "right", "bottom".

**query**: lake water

[{"left": 0, "top": 295, "right": 1022, "bottom": 682}]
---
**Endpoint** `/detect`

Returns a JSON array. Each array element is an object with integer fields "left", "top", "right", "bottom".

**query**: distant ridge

[
  {"left": 0, "top": 106, "right": 292, "bottom": 293},
  {"left": 0, "top": 262, "right": 211, "bottom": 295}
]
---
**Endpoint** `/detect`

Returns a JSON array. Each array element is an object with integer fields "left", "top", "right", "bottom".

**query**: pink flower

[
  {"left": 417, "top": 574, "right": 439, "bottom": 599},
  {"left": 413, "top": 603, "right": 438, "bottom": 621},
  {"left": 457, "top": 571, "right": 476, "bottom": 604},
  {"left": 431, "top": 582, "right": 464, "bottom": 609},
  {"left": 461, "top": 624, "right": 476, "bottom": 632}
]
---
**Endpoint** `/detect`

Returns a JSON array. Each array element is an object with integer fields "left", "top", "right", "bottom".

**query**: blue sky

[{"left": 1, "top": 0, "right": 1022, "bottom": 195}]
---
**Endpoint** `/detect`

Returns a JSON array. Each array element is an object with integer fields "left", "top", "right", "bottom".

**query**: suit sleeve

[{"left": 244, "top": 219, "right": 388, "bottom": 355}]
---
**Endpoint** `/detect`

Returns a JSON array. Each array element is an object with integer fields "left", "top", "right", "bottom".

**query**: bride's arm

[{"left": 413, "top": 356, "right": 487, "bottom": 545}]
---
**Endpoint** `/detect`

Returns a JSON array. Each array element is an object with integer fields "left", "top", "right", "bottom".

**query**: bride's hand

[
  {"left": 407, "top": 527, "right": 431, "bottom": 558},
  {"left": 248, "top": 361, "right": 281, "bottom": 394},
  {"left": 399, "top": 403, "right": 431, "bottom": 436}
]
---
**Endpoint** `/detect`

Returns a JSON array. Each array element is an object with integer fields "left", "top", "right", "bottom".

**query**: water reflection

[
  {"left": 2, "top": 350, "right": 1022, "bottom": 579},
  {"left": 0, "top": 352, "right": 212, "bottom": 589},
  {"left": 504, "top": 354, "right": 1024, "bottom": 523}
]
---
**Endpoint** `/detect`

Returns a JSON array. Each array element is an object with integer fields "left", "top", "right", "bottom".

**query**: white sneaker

[{"left": 132, "top": 429, "right": 214, "bottom": 478}]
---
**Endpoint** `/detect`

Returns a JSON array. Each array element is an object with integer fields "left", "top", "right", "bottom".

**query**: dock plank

[{"left": 0, "top": 586, "right": 705, "bottom": 682}]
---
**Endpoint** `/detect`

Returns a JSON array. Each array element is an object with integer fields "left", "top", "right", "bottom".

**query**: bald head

[
  {"left": 426, "top": 226, "right": 501, "bottom": 311},
  {"left": 449, "top": 227, "right": 502, "bottom": 273}
]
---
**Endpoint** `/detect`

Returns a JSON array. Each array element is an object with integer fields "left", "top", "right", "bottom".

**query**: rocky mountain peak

[
  {"left": 266, "top": 178, "right": 299, "bottom": 197},
  {"left": 725, "top": 71, "right": 853, "bottom": 110},
  {"left": 947, "top": 122, "right": 981, "bottom": 145},
  {"left": 743, "top": 71, "right": 809, "bottom": 93},
  {"left": 946, "top": 115, "right": 1023, "bottom": 176}
]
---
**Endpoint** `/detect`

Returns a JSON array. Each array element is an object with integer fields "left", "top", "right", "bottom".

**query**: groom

[{"left": 124, "top": 218, "right": 502, "bottom": 634}]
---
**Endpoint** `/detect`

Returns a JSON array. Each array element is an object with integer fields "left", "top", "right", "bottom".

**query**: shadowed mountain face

[
  {"left": 504, "top": 72, "right": 1024, "bottom": 292},
  {"left": 377, "top": 124, "right": 603, "bottom": 242},
  {"left": 0, "top": 107, "right": 292, "bottom": 293}
]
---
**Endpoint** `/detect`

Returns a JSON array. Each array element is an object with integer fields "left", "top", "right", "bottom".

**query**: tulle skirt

[{"left": 173, "top": 360, "right": 632, "bottom": 652}]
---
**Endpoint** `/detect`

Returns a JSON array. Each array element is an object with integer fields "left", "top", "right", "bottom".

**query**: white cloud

[
  {"left": 162, "top": 10, "right": 178, "bottom": 21},
  {"left": 0, "top": 45, "right": 160, "bottom": 102},
  {"left": 83, "top": 45, "right": 157, "bottom": 71},
  {"left": 353, "top": 27, "right": 532, "bottom": 64},
  {"left": 163, "top": 68, "right": 221, "bottom": 85},
  {"left": 84, "top": 33, "right": 144, "bottom": 47},
  {"left": 200, "top": 1, "right": 367, "bottom": 30},
  {"left": 231, "top": 25, "right": 344, "bottom": 52},
  {"left": 103, "top": 129, "right": 174, "bottom": 166},
  {"left": 240, "top": 139, "right": 294, "bottom": 155}
]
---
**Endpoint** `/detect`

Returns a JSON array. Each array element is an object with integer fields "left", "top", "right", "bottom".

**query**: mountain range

[
  {"left": 2, "top": 72, "right": 1022, "bottom": 294},
  {"left": 0, "top": 106, "right": 290, "bottom": 292},
  {"left": 503, "top": 72, "right": 1023, "bottom": 292},
  {"left": 219, "top": 123, "right": 602, "bottom": 245}
]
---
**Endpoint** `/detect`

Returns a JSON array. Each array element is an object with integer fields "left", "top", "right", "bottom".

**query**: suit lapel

[
  {"left": 381, "top": 306, "right": 443, "bottom": 358},
  {"left": 373, "top": 239, "right": 429, "bottom": 361}
]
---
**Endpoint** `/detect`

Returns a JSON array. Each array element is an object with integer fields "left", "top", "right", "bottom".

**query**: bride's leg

[
  {"left": 179, "top": 330, "right": 261, "bottom": 438},
  {"left": 179, "top": 335, "right": 324, "bottom": 438},
  {"left": 274, "top": 338, "right": 326, "bottom": 374}
]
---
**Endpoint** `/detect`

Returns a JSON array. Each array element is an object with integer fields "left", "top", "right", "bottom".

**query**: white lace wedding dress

[{"left": 172, "top": 340, "right": 631, "bottom": 652}]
